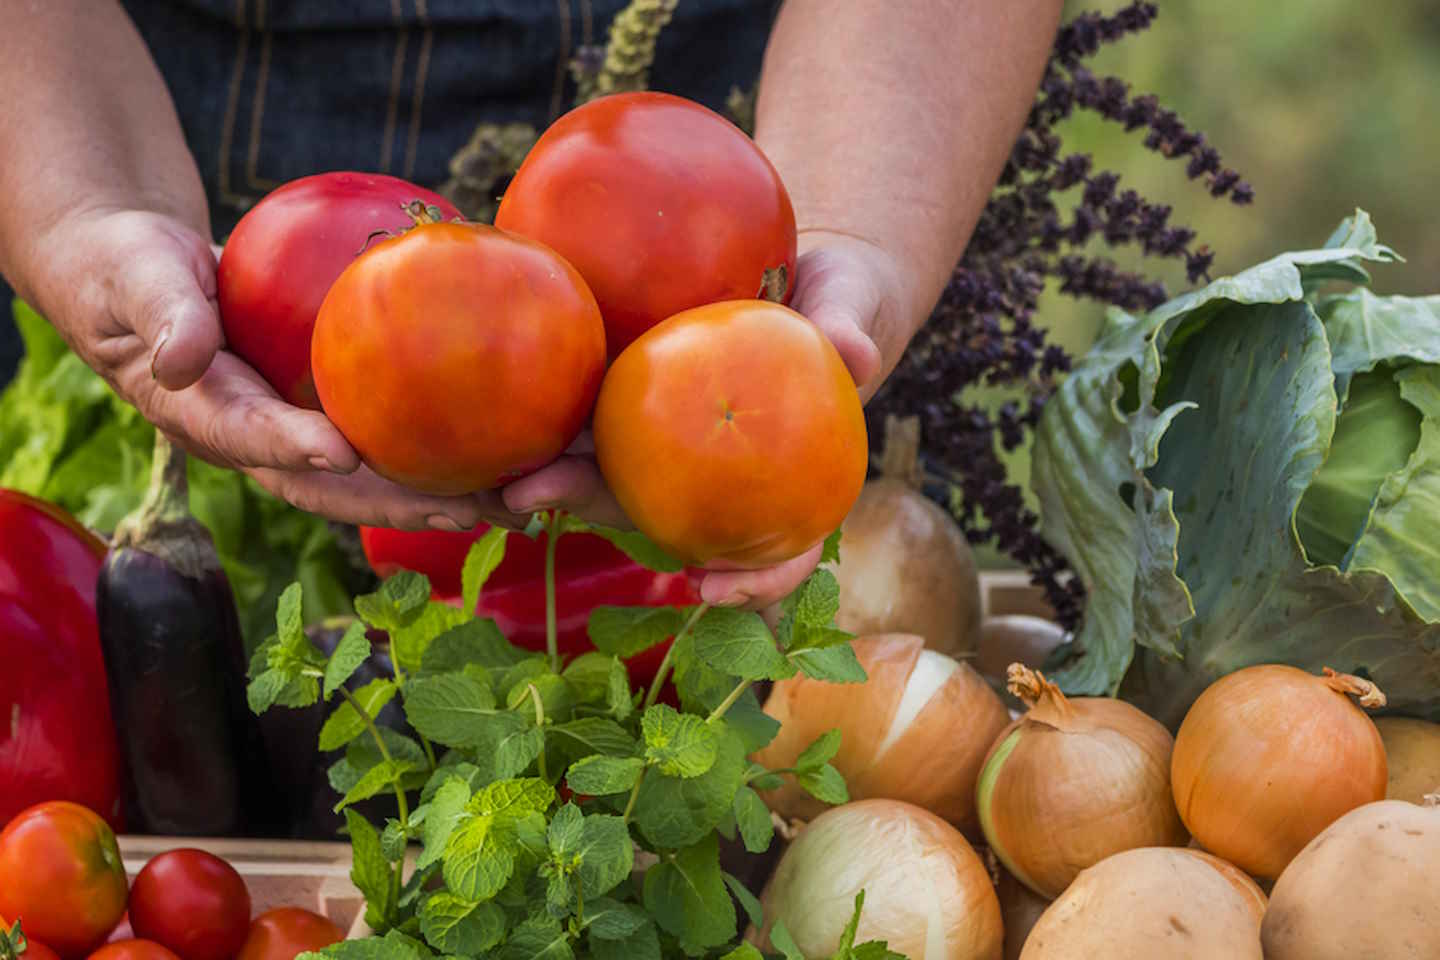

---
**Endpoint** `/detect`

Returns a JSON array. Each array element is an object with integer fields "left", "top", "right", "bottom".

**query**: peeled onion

[
  {"left": 1261, "top": 795, "right": 1439, "bottom": 959},
  {"left": 996, "top": 868, "right": 1049, "bottom": 960},
  {"left": 1019, "top": 847, "right": 1264, "bottom": 959},
  {"left": 829, "top": 416, "right": 980, "bottom": 657},
  {"left": 975, "top": 664, "right": 1187, "bottom": 898},
  {"left": 757, "top": 799, "right": 1003, "bottom": 960},
  {"left": 1171, "top": 664, "right": 1388, "bottom": 879},
  {"left": 755, "top": 634, "right": 1010, "bottom": 829},
  {"left": 1375, "top": 716, "right": 1440, "bottom": 804}
]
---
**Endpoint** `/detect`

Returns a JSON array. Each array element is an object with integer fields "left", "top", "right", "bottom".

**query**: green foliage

[{"left": 248, "top": 518, "right": 889, "bottom": 958}]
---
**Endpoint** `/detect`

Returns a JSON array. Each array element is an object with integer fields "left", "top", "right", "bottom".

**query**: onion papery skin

[
  {"left": 755, "top": 635, "right": 1011, "bottom": 830},
  {"left": 975, "top": 666, "right": 1188, "bottom": 899},
  {"left": 758, "top": 799, "right": 1003, "bottom": 960},
  {"left": 1019, "top": 847, "right": 1264, "bottom": 960},
  {"left": 1170, "top": 664, "right": 1388, "bottom": 880},
  {"left": 1375, "top": 717, "right": 1440, "bottom": 804},
  {"left": 1260, "top": 798, "right": 1440, "bottom": 959}
]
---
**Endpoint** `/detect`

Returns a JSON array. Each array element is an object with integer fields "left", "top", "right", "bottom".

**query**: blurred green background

[{"left": 971, "top": 0, "right": 1440, "bottom": 567}]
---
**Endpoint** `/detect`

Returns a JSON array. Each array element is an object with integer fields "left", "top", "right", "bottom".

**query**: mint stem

[
  {"left": 707, "top": 679, "right": 752, "bottom": 724},
  {"left": 340, "top": 685, "right": 409, "bottom": 915},
  {"left": 545, "top": 511, "right": 564, "bottom": 672},
  {"left": 622, "top": 766, "right": 648, "bottom": 824},
  {"left": 527, "top": 682, "right": 549, "bottom": 782},
  {"left": 642, "top": 602, "right": 710, "bottom": 711}
]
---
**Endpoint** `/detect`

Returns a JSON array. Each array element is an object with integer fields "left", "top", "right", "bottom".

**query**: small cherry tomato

[
  {"left": 128, "top": 850, "right": 251, "bottom": 960},
  {"left": 86, "top": 941, "right": 183, "bottom": 960},
  {"left": 312, "top": 213, "right": 607, "bottom": 494},
  {"left": 594, "top": 300, "right": 868, "bottom": 567},
  {"left": 236, "top": 908, "right": 343, "bottom": 960},
  {"left": 0, "top": 801, "right": 128, "bottom": 957},
  {"left": 217, "top": 172, "right": 462, "bottom": 408},
  {"left": 495, "top": 91, "right": 796, "bottom": 359}
]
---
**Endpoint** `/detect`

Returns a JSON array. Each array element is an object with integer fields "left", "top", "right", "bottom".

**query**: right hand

[{"left": 27, "top": 205, "right": 524, "bottom": 531}]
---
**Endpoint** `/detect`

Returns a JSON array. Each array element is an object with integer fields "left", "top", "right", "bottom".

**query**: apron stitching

[
  {"left": 550, "top": 0, "right": 573, "bottom": 122},
  {"left": 244, "top": 0, "right": 280, "bottom": 191},
  {"left": 402, "top": 0, "right": 433, "bottom": 181},
  {"left": 380, "top": 0, "right": 410, "bottom": 174},
  {"left": 216, "top": 0, "right": 252, "bottom": 207}
]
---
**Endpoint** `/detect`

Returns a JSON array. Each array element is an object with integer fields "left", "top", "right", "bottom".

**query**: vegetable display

[
  {"left": 128, "top": 850, "right": 252, "bottom": 960},
  {"left": 1031, "top": 211, "right": 1440, "bottom": 724},
  {"left": 0, "top": 489, "right": 123, "bottom": 830}
]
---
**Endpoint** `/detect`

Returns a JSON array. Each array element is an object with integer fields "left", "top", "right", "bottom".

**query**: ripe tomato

[
  {"left": 2, "top": 919, "right": 62, "bottom": 960},
  {"left": 495, "top": 91, "right": 796, "bottom": 359},
  {"left": 86, "top": 941, "right": 182, "bottom": 960},
  {"left": 0, "top": 801, "right": 128, "bottom": 957},
  {"left": 236, "top": 908, "right": 343, "bottom": 960},
  {"left": 594, "top": 301, "right": 867, "bottom": 567},
  {"left": 312, "top": 215, "right": 606, "bottom": 494},
  {"left": 128, "top": 849, "right": 251, "bottom": 960},
  {"left": 0, "top": 490, "right": 123, "bottom": 830},
  {"left": 217, "top": 172, "right": 462, "bottom": 408}
]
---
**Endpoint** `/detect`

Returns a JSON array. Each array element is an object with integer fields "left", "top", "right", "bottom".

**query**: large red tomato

[
  {"left": 495, "top": 91, "right": 796, "bottom": 359},
  {"left": 0, "top": 801, "right": 129, "bottom": 958},
  {"left": 312, "top": 216, "right": 606, "bottom": 494},
  {"left": 236, "top": 908, "right": 343, "bottom": 960},
  {"left": 594, "top": 301, "right": 867, "bottom": 568},
  {"left": 86, "top": 942, "right": 182, "bottom": 960},
  {"left": 0, "top": 491, "right": 123, "bottom": 831},
  {"left": 128, "top": 849, "right": 251, "bottom": 960},
  {"left": 217, "top": 172, "right": 462, "bottom": 408}
]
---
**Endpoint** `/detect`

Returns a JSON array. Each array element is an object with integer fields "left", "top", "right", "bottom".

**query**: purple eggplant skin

[{"left": 97, "top": 435, "right": 286, "bottom": 837}]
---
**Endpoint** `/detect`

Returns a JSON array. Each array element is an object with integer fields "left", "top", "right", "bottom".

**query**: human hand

[
  {"left": 500, "top": 229, "right": 907, "bottom": 609},
  {"left": 26, "top": 206, "right": 521, "bottom": 531}
]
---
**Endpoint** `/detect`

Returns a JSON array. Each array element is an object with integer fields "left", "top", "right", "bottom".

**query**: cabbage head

[{"left": 1032, "top": 210, "right": 1440, "bottom": 726}]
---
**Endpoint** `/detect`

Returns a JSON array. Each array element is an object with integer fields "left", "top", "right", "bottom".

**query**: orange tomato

[
  {"left": 0, "top": 802, "right": 128, "bottom": 958},
  {"left": 495, "top": 92, "right": 796, "bottom": 360},
  {"left": 593, "top": 300, "right": 868, "bottom": 567},
  {"left": 86, "top": 941, "right": 182, "bottom": 960},
  {"left": 312, "top": 217, "right": 607, "bottom": 495},
  {"left": 236, "top": 908, "right": 344, "bottom": 960}
]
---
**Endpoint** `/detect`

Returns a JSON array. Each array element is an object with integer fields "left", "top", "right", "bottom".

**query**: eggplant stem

[
  {"left": 642, "top": 602, "right": 711, "bottom": 711},
  {"left": 111, "top": 433, "right": 220, "bottom": 579},
  {"left": 1321, "top": 667, "right": 1387, "bottom": 709}
]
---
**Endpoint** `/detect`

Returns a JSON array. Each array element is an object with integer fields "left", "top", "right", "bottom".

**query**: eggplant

[{"left": 97, "top": 434, "right": 284, "bottom": 836}]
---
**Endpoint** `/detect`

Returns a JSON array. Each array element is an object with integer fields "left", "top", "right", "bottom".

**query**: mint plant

[{"left": 248, "top": 513, "right": 904, "bottom": 959}]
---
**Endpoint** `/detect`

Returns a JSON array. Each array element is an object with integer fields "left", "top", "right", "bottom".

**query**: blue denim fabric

[{"left": 0, "top": 0, "right": 778, "bottom": 386}]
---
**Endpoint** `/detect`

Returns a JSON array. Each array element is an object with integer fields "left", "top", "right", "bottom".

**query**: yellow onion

[
  {"left": 1375, "top": 716, "right": 1440, "bottom": 804},
  {"left": 1171, "top": 664, "right": 1388, "bottom": 880},
  {"left": 829, "top": 416, "right": 980, "bottom": 657},
  {"left": 757, "top": 799, "right": 1003, "bottom": 960},
  {"left": 996, "top": 868, "right": 1049, "bottom": 960},
  {"left": 755, "top": 634, "right": 1010, "bottom": 829},
  {"left": 1262, "top": 795, "right": 1440, "bottom": 959},
  {"left": 975, "top": 664, "right": 1187, "bottom": 898},
  {"left": 1019, "top": 847, "right": 1264, "bottom": 959}
]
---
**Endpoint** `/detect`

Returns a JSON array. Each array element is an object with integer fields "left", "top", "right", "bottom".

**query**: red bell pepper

[
  {"left": 0, "top": 490, "right": 124, "bottom": 830},
  {"left": 359, "top": 523, "right": 701, "bottom": 687}
]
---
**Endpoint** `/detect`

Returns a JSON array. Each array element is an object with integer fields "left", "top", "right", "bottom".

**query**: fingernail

[
  {"left": 426, "top": 514, "right": 469, "bottom": 533},
  {"left": 150, "top": 332, "right": 171, "bottom": 380},
  {"left": 308, "top": 455, "right": 342, "bottom": 473}
]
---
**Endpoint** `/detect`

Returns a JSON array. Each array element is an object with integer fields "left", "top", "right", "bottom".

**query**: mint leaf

[
  {"left": 723, "top": 689, "right": 782, "bottom": 753},
  {"left": 575, "top": 814, "right": 633, "bottom": 899},
  {"left": 333, "top": 758, "right": 414, "bottom": 813},
  {"left": 247, "top": 667, "right": 311, "bottom": 714},
  {"left": 419, "top": 892, "right": 505, "bottom": 955},
  {"left": 561, "top": 652, "right": 618, "bottom": 705},
  {"left": 472, "top": 777, "right": 556, "bottom": 821},
  {"left": 380, "top": 818, "right": 406, "bottom": 862},
  {"left": 277, "top": 581, "right": 305, "bottom": 646},
  {"left": 837, "top": 891, "right": 866, "bottom": 955},
  {"left": 587, "top": 606, "right": 685, "bottom": 659},
  {"left": 731, "top": 786, "right": 774, "bottom": 854},
  {"left": 583, "top": 524, "right": 685, "bottom": 573},
  {"left": 769, "top": 921, "right": 806, "bottom": 960},
  {"left": 461, "top": 527, "right": 508, "bottom": 615},
  {"left": 633, "top": 726, "right": 746, "bottom": 849},
  {"left": 723, "top": 871, "right": 764, "bottom": 929},
  {"left": 505, "top": 671, "right": 573, "bottom": 721},
  {"left": 323, "top": 622, "right": 371, "bottom": 700},
  {"left": 641, "top": 704, "right": 719, "bottom": 778},
  {"left": 850, "top": 942, "right": 907, "bottom": 960},
  {"left": 692, "top": 608, "right": 795, "bottom": 681},
  {"left": 346, "top": 809, "right": 395, "bottom": 929},
  {"left": 607, "top": 657, "right": 634, "bottom": 721},
  {"left": 792, "top": 644, "right": 867, "bottom": 683},
  {"left": 720, "top": 946, "right": 764, "bottom": 960},
  {"left": 821, "top": 528, "right": 843, "bottom": 565},
  {"left": 642, "top": 834, "right": 736, "bottom": 954},
  {"left": 590, "top": 922, "right": 660, "bottom": 960},
  {"left": 422, "top": 618, "right": 524, "bottom": 674},
  {"left": 354, "top": 572, "right": 429, "bottom": 632},
  {"left": 797, "top": 764, "right": 849, "bottom": 806},
  {"left": 419, "top": 777, "right": 472, "bottom": 870},
  {"left": 547, "top": 802, "right": 584, "bottom": 858},
  {"left": 545, "top": 870, "right": 575, "bottom": 919},
  {"left": 565, "top": 755, "right": 646, "bottom": 796},
  {"left": 299, "top": 932, "right": 426, "bottom": 960},
  {"left": 491, "top": 721, "right": 546, "bottom": 779},
  {"left": 403, "top": 674, "right": 497, "bottom": 748},
  {"left": 443, "top": 815, "right": 514, "bottom": 902},
  {"left": 584, "top": 900, "right": 649, "bottom": 940},
  {"left": 318, "top": 678, "right": 397, "bottom": 751},
  {"left": 796, "top": 729, "right": 842, "bottom": 771},
  {"left": 390, "top": 601, "right": 471, "bottom": 674},
  {"left": 499, "top": 916, "right": 574, "bottom": 960},
  {"left": 788, "top": 623, "right": 855, "bottom": 653},
  {"left": 547, "top": 718, "right": 637, "bottom": 758},
  {"left": 792, "top": 568, "right": 841, "bottom": 628}
]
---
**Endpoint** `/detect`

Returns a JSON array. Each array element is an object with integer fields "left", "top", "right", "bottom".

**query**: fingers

[
  {"left": 248, "top": 463, "right": 529, "bottom": 531},
  {"left": 806, "top": 299, "right": 883, "bottom": 388},
  {"left": 112, "top": 239, "right": 223, "bottom": 391},
  {"left": 698, "top": 543, "right": 824, "bottom": 610},
  {"left": 501, "top": 454, "right": 633, "bottom": 529}
]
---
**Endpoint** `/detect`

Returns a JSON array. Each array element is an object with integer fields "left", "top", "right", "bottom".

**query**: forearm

[
  {"left": 755, "top": 0, "right": 1063, "bottom": 378},
  {"left": 0, "top": 0, "right": 207, "bottom": 304}
]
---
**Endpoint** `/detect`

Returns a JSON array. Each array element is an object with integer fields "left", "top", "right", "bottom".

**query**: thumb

[
  {"left": 806, "top": 299, "right": 883, "bottom": 390},
  {"left": 116, "top": 244, "right": 223, "bottom": 391}
]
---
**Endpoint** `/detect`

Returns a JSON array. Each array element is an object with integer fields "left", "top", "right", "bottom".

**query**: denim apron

[{"left": 0, "top": 0, "right": 778, "bottom": 385}]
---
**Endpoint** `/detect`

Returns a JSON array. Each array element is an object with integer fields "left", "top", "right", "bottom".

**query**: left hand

[{"left": 500, "top": 230, "right": 909, "bottom": 609}]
